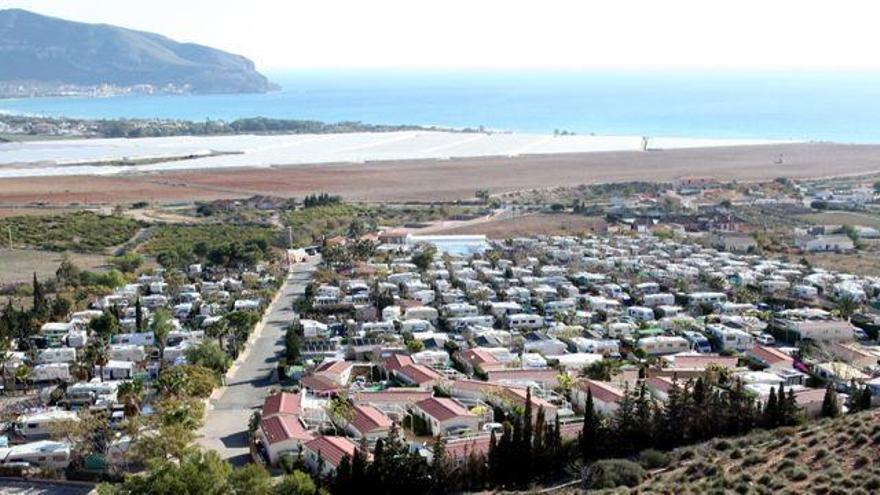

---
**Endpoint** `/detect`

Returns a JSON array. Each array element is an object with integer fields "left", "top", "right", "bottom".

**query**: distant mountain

[{"left": 0, "top": 9, "right": 275, "bottom": 95}]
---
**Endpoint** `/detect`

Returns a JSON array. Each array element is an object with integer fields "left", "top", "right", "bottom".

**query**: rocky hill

[
  {"left": 0, "top": 9, "right": 274, "bottom": 95},
  {"left": 569, "top": 410, "right": 880, "bottom": 494}
]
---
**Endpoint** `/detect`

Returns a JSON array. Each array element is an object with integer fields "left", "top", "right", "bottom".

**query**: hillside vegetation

[{"left": 581, "top": 410, "right": 880, "bottom": 495}]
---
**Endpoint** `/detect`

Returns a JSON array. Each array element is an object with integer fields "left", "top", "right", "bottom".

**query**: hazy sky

[{"left": 4, "top": 0, "right": 880, "bottom": 71}]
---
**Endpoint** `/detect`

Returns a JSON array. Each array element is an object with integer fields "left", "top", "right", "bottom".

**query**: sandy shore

[{"left": 1, "top": 142, "right": 879, "bottom": 205}]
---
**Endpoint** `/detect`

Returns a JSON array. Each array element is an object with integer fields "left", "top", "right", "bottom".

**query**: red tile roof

[
  {"left": 304, "top": 435, "right": 358, "bottom": 468},
  {"left": 487, "top": 369, "right": 559, "bottom": 386},
  {"left": 460, "top": 349, "right": 499, "bottom": 367},
  {"left": 670, "top": 354, "right": 738, "bottom": 370},
  {"left": 578, "top": 379, "right": 625, "bottom": 404},
  {"left": 314, "top": 360, "right": 354, "bottom": 377},
  {"left": 384, "top": 354, "right": 414, "bottom": 372},
  {"left": 301, "top": 374, "right": 341, "bottom": 393},
  {"left": 749, "top": 346, "right": 794, "bottom": 366},
  {"left": 793, "top": 388, "right": 826, "bottom": 405},
  {"left": 348, "top": 404, "right": 393, "bottom": 435},
  {"left": 398, "top": 363, "right": 444, "bottom": 384},
  {"left": 352, "top": 389, "right": 433, "bottom": 406},
  {"left": 415, "top": 397, "right": 476, "bottom": 422},
  {"left": 645, "top": 376, "right": 676, "bottom": 394},
  {"left": 261, "top": 415, "right": 314, "bottom": 445},
  {"left": 451, "top": 378, "right": 507, "bottom": 395},
  {"left": 262, "top": 392, "right": 302, "bottom": 418},
  {"left": 502, "top": 387, "right": 557, "bottom": 415},
  {"left": 445, "top": 436, "right": 492, "bottom": 460}
]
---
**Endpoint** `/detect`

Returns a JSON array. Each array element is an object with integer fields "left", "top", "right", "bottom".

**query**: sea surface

[{"left": 3, "top": 70, "right": 880, "bottom": 143}]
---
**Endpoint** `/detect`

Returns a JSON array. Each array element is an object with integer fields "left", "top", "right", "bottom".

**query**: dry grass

[
  {"left": 430, "top": 213, "right": 606, "bottom": 238},
  {"left": 798, "top": 211, "right": 880, "bottom": 230},
  {"left": 0, "top": 248, "right": 108, "bottom": 285}
]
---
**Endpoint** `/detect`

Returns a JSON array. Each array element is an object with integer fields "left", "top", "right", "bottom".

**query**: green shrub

[
  {"left": 638, "top": 449, "right": 670, "bottom": 470},
  {"left": 582, "top": 459, "right": 647, "bottom": 490}
]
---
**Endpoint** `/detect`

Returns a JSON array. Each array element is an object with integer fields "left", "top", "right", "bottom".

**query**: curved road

[{"left": 197, "top": 257, "right": 318, "bottom": 465}]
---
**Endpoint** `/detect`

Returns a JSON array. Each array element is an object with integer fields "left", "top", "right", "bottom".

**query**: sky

[{"left": 4, "top": 0, "right": 880, "bottom": 72}]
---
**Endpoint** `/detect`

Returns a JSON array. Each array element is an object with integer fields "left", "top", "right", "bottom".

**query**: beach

[
  {"left": 0, "top": 131, "right": 789, "bottom": 178},
  {"left": 1, "top": 141, "right": 879, "bottom": 205}
]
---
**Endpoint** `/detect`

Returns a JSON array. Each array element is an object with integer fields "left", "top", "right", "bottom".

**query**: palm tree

[
  {"left": 150, "top": 309, "right": 174, "bottom": 370},
  {"left": 83, "top": 338, "right": 110, "bottom": 382},
  {"left": 835, "top": 295, "right": 860, "bottom": 321},
  {"left": 204, "top": 319, "right": 229, "bottom": 352},
  {"left": 0, "top": 336, "right": 11, "bottom": 395},
  {"left": 117, "top": 379, "right": 144, "bottom": 417}
]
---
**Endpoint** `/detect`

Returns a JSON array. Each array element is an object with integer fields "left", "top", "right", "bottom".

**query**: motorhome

[
  {"left": 506, "top": 313, "right": 544, "bottom": 331},
  {"left": 626, "top": 306, "right": 656, "bottom": 323},
  {"left": 0, "top": 440, "right": 71, "bottom": 469},
  {"left": 706, "top": 324, "right": 754, "bottom": 352},
  {"left": 15, "top": 410, "right": 79, "bottom": 439},
  {"left": 636, "top": 336, "right": 690, "bottom": 356},
  {"left": 682, "top": 331, "right": 712, "bottom": 353},
  {"left": 36, "top": 347, "right": 76, "bottom": 365}
]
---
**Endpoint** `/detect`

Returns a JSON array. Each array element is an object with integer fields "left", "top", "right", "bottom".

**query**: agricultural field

[
  {"left": 0, "top": 248, "right": 108, "bottom": 285},
  {"left": 141, "top": 223, "right": 282, "bottom": 256},
  {"left": 797, "top": 211, "right": 880, "bottom": 230},
  {"left": 0, "top": 211, "right": 140, "bottom": 252},
  {"left": 432, "top": 213, "right": 607, "bottom": 238}
]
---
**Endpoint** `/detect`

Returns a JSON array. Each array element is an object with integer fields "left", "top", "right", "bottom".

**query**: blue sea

[{"left": 3, "top": 70, "right": 880, "bottom": 143}]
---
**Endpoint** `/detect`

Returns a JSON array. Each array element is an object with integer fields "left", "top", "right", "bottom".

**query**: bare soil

[{"left": 2, "top": 143, "right": 880, "bottom": 205}]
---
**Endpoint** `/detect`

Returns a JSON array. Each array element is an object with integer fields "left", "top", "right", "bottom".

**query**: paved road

[{"left": 197, "top": 257, "right": 318, "bottom": 465}]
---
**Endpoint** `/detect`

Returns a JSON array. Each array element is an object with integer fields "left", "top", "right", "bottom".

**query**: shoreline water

[{"left": 3, "top": 71, "right": 880, "bottom": 143}]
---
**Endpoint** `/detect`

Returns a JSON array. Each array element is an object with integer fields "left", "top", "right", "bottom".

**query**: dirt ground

[
  {"left": 430, "top": 213, "right": 607, "bottom": 238},
  {"left": 2, "top": 142, "right": 880, "bottom": 205},
  {"left": 0, "top": 249, "right": 108, "bottom": 285}
]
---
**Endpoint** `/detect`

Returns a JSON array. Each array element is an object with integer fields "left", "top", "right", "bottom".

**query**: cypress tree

[
  {"left": 520, "top": 387, "right": 533, "bottom": 484},
  {"left": 334, "top": 454, "right": 352, "bottom": 494},
  {"left": 532, "top": 405, "right": 546, "bottom": 475},
  {"left": 580, "top": 387, "right": 600, "bottom": 461},
  {"left": 31, "top": 272, "right": 48, "bottom": 319},
  {"left": 821, "top": 383, "right": 840, "bottom": 418},
  {"left": 487, "top": 429, "right": 499, "bottom": 487},
  {"left": 764, "top": 386, "right": 778, "bottom": 427},
  {"left": 135, "top": 298, "right": 143, "bottom": 331}
]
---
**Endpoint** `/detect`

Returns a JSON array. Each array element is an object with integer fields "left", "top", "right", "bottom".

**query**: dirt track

[{"left": 1, "top": 143, "right": 879, "bottom": 205}]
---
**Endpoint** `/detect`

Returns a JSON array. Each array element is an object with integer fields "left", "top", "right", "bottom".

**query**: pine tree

[
  {"left": 821, "top": 383, "right": 840, "bottom": 418},
  {"left": 614, "top": 383, "right": 637, "bottom": 456},
  {"left": 633, "top": 382, "right": 654, "bottom": 448},
  {"left": 658, "top": 377, "right": 686, "bottom": 448}
]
